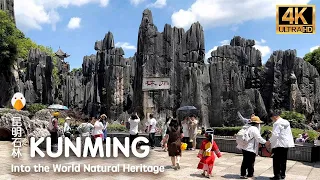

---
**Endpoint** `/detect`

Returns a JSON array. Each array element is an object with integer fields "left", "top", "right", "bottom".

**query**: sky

[{"left": 13, "top": 0, "right": 320, "bottom": 69}]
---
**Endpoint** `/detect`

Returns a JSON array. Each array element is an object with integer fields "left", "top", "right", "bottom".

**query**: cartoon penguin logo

[{"left": 11, "top": 93, "right": 26, "bottom": 111}]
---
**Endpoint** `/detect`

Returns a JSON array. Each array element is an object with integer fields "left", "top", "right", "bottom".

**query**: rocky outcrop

[
  {"left": 261, "top": 50, "right": 320, "bottom": 121},
  {"left": 2, "top": 8, "right": 320, "bottom": 128},
  {"left": 17, "top": 49, "right": 54, "bottom": 105},
  {"left": 208, "top": 36, "right": 267, "bottom": 126}
]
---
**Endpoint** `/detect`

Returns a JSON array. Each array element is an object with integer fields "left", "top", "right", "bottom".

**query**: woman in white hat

[{"left": 64, "top": 117, "right": 72, "bottom": 139}]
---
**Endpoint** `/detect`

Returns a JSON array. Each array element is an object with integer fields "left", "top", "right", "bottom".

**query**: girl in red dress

[{"left": 197, "top": 129, "right": 222, "bottom": 178}]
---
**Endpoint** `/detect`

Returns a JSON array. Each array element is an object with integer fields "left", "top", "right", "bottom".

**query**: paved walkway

[{"left": 0, "top": 141, "right": 319, "bottom": 180}]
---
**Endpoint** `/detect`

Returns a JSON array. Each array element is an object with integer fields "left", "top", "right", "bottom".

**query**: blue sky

[{"left": 14, "top": 0, "right": 320, "bottom": 69}]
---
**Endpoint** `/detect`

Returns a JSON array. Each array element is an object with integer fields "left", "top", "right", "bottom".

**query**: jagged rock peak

[
  {"left": 102, "top": 31, "right": 115, "bottom": 50},
  {"left": 230, "top": 36, "right": 255, "bottom": 47},
  {"left": 141, "top": 9, "right": 153, "bottom": 25}
]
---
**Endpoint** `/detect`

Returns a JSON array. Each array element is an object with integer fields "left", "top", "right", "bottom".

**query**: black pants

[
  {"left": 149, "top": 133, "right": 155, "bottom": 148},
  {"left": 273, "top": 147, "right": 289, "bottom": 179},
  {"left": 129, "top": 133, "right": 138, "bottom": 146},
  {"left": 241, "top": 150, "right": 256, "bottom": 177}
]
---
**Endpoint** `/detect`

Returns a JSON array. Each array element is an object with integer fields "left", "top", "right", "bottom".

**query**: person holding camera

[{"left": 128, "top": 112, "right": 140, "bottom": 146}]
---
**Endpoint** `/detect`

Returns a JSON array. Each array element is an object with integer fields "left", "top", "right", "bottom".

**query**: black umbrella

[{"left": 177, "top": 106, "right": 197, "bottom": 111}]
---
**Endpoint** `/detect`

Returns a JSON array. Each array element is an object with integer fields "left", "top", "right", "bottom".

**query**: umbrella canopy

[
  {"left": 177, "top": 106, "right": 197, "bottom": 111},
  {"left": 48, "top": 104, "right": 68, "bottom": 110}
]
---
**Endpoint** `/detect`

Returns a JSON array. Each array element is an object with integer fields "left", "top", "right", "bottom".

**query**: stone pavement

[{"left": 0, "top": 141, "right": 319, "bottom": 180}]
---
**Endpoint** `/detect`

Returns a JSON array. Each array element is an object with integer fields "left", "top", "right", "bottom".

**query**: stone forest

[{"left": 0, "top": 3, "right": 320, "bottom": 131}]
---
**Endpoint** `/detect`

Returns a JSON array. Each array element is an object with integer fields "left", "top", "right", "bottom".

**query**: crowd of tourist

[{"left": 47, "top": 109, "right": 310, "bottom": 179}]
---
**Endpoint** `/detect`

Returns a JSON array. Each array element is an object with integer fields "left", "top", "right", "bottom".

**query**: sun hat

[
  {"left": 52, "top": 112, "right": 60, "bottom": 117},
  {"left": 100, "top": 114, "right": 107, "bottom": 119},
  {"left": 66, "top": 117, "right": 71, "bottom": 120},
  {"left": 249, "top": 116, "right": 264, "bottom": 124}
]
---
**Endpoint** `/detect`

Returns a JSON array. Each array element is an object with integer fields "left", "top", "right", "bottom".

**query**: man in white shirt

[
  {"left": 63, "top": 117, "right": 72, "bottom": 139},
  {"left": 147, "top": 114, "right": 157, "bottom": 149},
  {"left": 269, "top": 110, "right": 295, "bottom": 180},
  {"left": 239, "top": 116, "right": 269, "bottom": 179},
  {"left": 128, "top": 112, "right": 140, "bottom": 146}
]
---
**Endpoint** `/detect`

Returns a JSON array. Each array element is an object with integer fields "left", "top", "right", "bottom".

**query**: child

[{"left": 197, "top": 129, "right": 222, "bottom": 178}]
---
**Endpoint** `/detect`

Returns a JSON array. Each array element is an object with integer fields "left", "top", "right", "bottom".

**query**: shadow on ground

[{"left": 222, "top": 174, "right": 271, "bottom": 180}]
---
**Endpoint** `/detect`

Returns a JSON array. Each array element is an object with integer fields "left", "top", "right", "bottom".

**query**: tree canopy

[
  {"left": 304, "top": 47, "right": 320, "bottom": 74},
  {"left": 0, "top": 10, "right": 60, "bottom": 84}
]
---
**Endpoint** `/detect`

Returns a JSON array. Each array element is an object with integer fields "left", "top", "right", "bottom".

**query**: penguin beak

[{"left": 14, "top": 99, "right": 24, "bottom": 110}]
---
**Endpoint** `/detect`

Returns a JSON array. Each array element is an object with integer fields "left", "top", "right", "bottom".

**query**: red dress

[{"left": 197, "top": 139, "right": 221, "bottom": 175}]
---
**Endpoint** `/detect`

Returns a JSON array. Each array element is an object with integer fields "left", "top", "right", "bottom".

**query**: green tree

[
  {"left": 304, "top": 47, "right": 320, "bottom": 73},
  {"left": 0, "top": 10, "right": 19, "bottom": 70}
]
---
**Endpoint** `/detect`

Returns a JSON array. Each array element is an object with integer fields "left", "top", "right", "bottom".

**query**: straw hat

[
  {"left": 100, "top": 114, "right": 107, "bottom": 119},
  {"left": 249, "top": 116, "right": 264, "bottom": 124},
  {"left": 66, "top": 117, "right": 71, "bottom": 120},
  {"left": 52, "top": 112, "right": 60, "bottom": 117}
]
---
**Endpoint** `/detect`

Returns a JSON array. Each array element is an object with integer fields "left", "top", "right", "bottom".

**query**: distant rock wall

[
  {"left": 0, "top": 0, "right": 15, "bottom": 23},
  {"left": 1, "top": 9, "right": 320, "bottom": 127}
]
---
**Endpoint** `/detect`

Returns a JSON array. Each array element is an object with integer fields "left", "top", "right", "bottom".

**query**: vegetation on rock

[
  {"left": 281, "top": 111, "right": 306, "bottom": 123},
  {"left": 304, "top": 47, "right": 320, "bottom": 74},
  {"left": 26, "top": 103, "right": 47, "bottom": 114}
]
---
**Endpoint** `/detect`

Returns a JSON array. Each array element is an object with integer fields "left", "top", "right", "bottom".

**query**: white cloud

[
  {"left": 205, "top": 38, "right": 271, "bottom": 61},
  {"left": 148, "top": 0, "right": 167, "bottom": 8},
  {"left": 254, "top": 39, "right": 271, "bottom": 58},
  {"left": 115, "top": 42, "right": 137, "bottom": 50},
  {"left": 205, "top": 39, "right": 230, "bottom": 60},
  {"left": 130, "top": 0, "right": 145, "bottom": 6},
  {"left": 14, "top": 0, "right": 109, "bottom": 31},
  {"left": 67, "top": 17, "right": 81, "bottom": 29},
  {"left": 171, "top": 0, "right": 311, "bottom": 29},
  {"left": 310, "top": 46, "right": 320, "bottom": 52}
]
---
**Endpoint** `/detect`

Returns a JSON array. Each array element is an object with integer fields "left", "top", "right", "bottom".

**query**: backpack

[
  {"left": 48, "top": 118, "right": 58, "bottom": 132},
  {"left": 236, "top": 126, "right": 253, "bottom": 149}
]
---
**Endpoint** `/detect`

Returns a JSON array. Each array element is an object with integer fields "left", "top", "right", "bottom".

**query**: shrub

[
  {"left": 107, "top": 124, "right": 127, "bottom": 132},
  {"left": 213, "top": 125, "right": 319, "bottom": 142},
  {"left": 26, "top": 103, "right": 47, "bottom": 114},
  {"left": 281, "top": 111, "right": 306, "bottom": 123}
]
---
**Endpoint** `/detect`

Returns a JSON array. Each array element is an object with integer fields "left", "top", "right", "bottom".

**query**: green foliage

[
  {"left": 304, "top": 47, "right": 320, "bottom": 73},
  {"left": 0, "top": 10, "right": 60, "bottom": 86},
  {"left": 281, "top": 111, "right": 306, "bottom": 123},
  {"left": 71, "top": 68, "right": 82, "bottom": 73},
  {"left": 107, "top": 124, "right": 128, "bottom": 132},
  {"left": 213, "top": 126, "right": 319, "bottom": 141},
  {"left": 0, "top": 10, "right": 19, "bottom": 70},
  {"left": 58, "top": 118, "right": 65, "bottom": 126},
  {"left": 26, "top": 103, "right": 47, "bottom": 114}
]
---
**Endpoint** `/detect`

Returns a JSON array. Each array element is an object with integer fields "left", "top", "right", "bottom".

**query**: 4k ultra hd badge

[{"left": 276, "top": 5, "right": 316, "bottom": 34}]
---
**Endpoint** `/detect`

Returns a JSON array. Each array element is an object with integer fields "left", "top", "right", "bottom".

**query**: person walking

[
  {"left": 197, "top": 128, "right": 222, "bottom": 178},
  {"left": 238, "top": 116, "right": 269, "bottom": 179},
  {"left": 146, "top": 114, "right": 157, "bottom": 149},
  {"left": 161, "top": 117, "right": 172, "bottom": 152},
  {"left": 100, "top": 114, "right": 108, "bottom": 141},
  {"left": 128, "top": 112, "right": 140, "bottom": 147},
  {"left": 93, "top": 117, "right": 104, "bottom": 139},
  {"left": 181, "top": 116, "right": 191, "bottom": 150},
  {"left": 269, "top": 110, "right": 295, "bottom": 180},
  {"left": 77, "top": 117, "right": 94, "bottom": 146},
  {"left": 189, "top": 115, "right": 198, "bottom": 150},
  {"left": 63, "top": 117, "right": 72, "bottom": 139},
  {"left": 163, "top": 118, "right": 183, "bottom": 170},
  {"left": 48, "top": 112, "right": 59, "bottom": 152}
]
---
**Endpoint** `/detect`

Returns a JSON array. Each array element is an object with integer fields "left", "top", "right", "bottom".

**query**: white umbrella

[{"left": 48, "top": 104, "right": 68, "bottom": 110}]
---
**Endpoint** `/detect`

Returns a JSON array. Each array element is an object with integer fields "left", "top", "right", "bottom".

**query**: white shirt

[
  {"left": 147, "top": 118, "right": 157, "bottom": 133},
  {"left": 93, "top": 121, "right": 104, "bottom": 135},
  {"left": 241, "top": 125, "right": 267, "bottom": 154},
  {"left": 182, "top": 123, "right": 189, "bottom": 137},
  {"left": 128, "top": 118, "right": 140, "bottom": 135},
  {"left": 63, "top": 122, "right": 71, "bottom": 133},
  {"left": 270, "top": 118, "right": 295, "bottom": 149}
]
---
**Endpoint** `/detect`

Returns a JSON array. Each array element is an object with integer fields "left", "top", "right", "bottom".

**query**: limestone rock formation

[
  {"left": 261, "top": 50, "right": 320, "bottom": 121},
  {"left": 208, "top": 36, "right": 267, "bottom": 126},
  {"left": 17, "top": 49, "right": 54, "bottom": 105}
]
